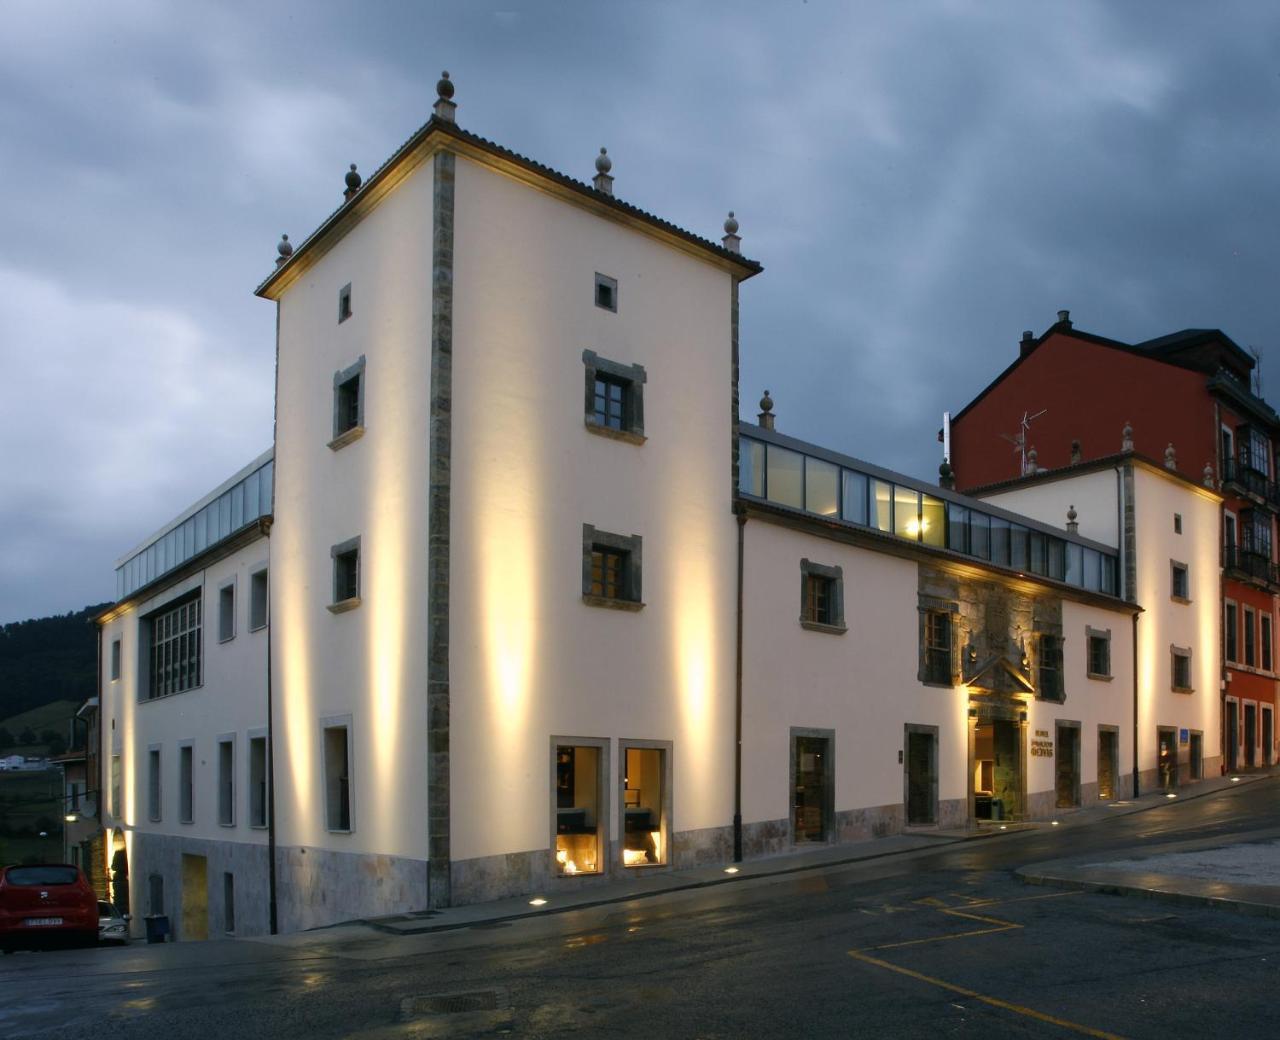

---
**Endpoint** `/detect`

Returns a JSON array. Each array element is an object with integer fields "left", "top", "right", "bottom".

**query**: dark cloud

[{"left": 3, "top": 0, "right": 1278, "bottom": 622}]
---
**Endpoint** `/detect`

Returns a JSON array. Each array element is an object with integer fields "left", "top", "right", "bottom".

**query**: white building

[{"left": 95, "top": 76, "right": 1216, "bottom": 939}]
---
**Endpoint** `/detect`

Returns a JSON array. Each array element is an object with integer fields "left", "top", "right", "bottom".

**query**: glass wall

[
  {"left": 116, "top": 457, "right": 274, "bottom": 600},
  {"left": 739, "top": 434, "right": 1118, "bottom": 596}
]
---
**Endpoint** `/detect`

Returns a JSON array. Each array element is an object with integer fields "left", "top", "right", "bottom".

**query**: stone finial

[
  {"left": 1121, "top": 420, "right": 1134, "bottom": 453},
  {"left": 758, "top": 389, "right": 775, "bottom": 431},
  {"left": 275, "top": 233, "right": 293, "bottom": 267},
  {"left": 939, "top": 459, "right": 955, "bottom": 490},
  {"left": 592, "top": 148, "right": 614, "bottom": 195},
  {"left": 1070, "top": 439, "right": 1082, "bottom": 465},
  {"left": 343, "top": 163, "right": 362, "bottom": 201},
  {"left": 1026, "top": 446, "right": 1038, "bottom": 474},
  {"left": 723, "top": 211, "right": 741, "bottom": 254},
  {"left": 434, "top": 71, "right": 457, "bottom": 122},
  {"left": 1165, "top": 442, "right": 1177, "bottom": 470},
  {"left": 1203, "top": 462, "right": 1215, "bottom": 488},
  {"left": 1067, "top": 503, "right": 1079, "bottom": 534},
  {"left": 1057, "top": 309, "right": 1072, "bottom": 327}
]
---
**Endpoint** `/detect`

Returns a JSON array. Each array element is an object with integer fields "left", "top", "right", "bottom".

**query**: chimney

[
  {"left": 1066, "top": 504, "right": 1079, "bottom": 535},
  {"left": 938, "top": 459, "right": 955, "bottom": 490},
  {"left": 1026, "top": 446, "right": 1038, "bottom": 474},
  {"left": 1165, "top": 443, "right": 1177, "bottom": 471},
  {"left": 1056, "top": 309, "right": 1072, "bottom": 328},
  {"left": 757, "top": 390, "right": 775, "bottom": 431},
  {"left": 1019, "top": 330, "right": 1035, "bottom": 357},
  {"left": 1070, "top": 439, "right": 1082, "bottom": 465},
  {"left": 592, "top": 148, "right": 614, "bottom": 195},
  {"left": 433, "top": 71, "right": 456, "bottom": 122},
  {"left": 722, "top": 211, "right": 741, "bottom": 253},
  {"left": 343, "top": 164, "right": 362, "bottom": 202},
  {"left": 1121, "top": 420, "right": 1134, "bottom": 453}
]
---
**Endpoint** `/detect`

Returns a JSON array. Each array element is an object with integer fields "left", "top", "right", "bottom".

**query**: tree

[
  {"left": 0, "top": 727, "right": 13, "bottom": 750},
  {"left": 18, "top": 727, "right": 36, "bottom": 746}
]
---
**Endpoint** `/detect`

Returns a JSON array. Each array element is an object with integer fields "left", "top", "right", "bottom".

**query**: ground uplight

[{"left": 529, "top": 897, "right": 547, "bottom": 907}]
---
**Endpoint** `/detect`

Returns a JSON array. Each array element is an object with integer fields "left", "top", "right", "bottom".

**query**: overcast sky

[{"left": 2, "top": 1, "right": 1278, "bottom": 624}]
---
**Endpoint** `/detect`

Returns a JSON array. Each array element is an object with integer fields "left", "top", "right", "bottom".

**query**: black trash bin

[{"left": 144, "top": 915, "right": 170, "bottom": 944}]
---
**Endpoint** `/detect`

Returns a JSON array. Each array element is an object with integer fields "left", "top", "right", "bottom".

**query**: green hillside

[{"left": 0, "top": 604, "right": 108, "bottom": 733}]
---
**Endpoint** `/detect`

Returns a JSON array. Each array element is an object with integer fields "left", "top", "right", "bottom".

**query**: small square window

[
  {"left": 800, "top": 559, "right": 846, "bottom": 634},
  {"left": 330, "top": 538, "right": 361, "bottom": 611},
  {"left": 582, "top": 351, "right": 645, "bottom": 444},
  {"left": 582, "top": 525, "right": 642, "bottom": 609},
  {"left": 249, "top": 568, "right": 269, "bottom": 631},
  {"left": 1173, "top": 513, "right": 1182, "bottom": 534},
  {"left": 330, "top": 356, "right": 366, "bottom": 449},
  {"left": 338, "top": 283, "right": 353, "bottom": 323},
  {"left": 1172, "top": 647, "right": 1193, "bottom": 691},
  {"left": 218, "top": 582, "right": 236, "bottom": 642},
  {"left": 594, "top": 273, "right": 617, "bottom": 312},
  {"left": 1171, "top": 561, "right": 1189, "bottom": 601},
  {"left": 1087, "top": 628, "right": 1111, "bottom": 678}
]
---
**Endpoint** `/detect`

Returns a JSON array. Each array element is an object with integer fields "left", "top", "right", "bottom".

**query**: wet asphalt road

[{"left": 3, "top": 779, "right": 1279, "bottom": 1039}]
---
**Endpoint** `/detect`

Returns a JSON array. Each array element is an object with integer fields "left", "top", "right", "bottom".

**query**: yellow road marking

[
  {"left": 871, "top": 908, "right": 1020, "bottom": 950},
  {"left": 848, "top": 950, "right": 1128, "bottom": 1040}
]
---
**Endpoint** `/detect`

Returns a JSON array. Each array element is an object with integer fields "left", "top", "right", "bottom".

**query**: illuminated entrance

[{"left": 970, "top": 703, "right": 1025, "bottom": 822}]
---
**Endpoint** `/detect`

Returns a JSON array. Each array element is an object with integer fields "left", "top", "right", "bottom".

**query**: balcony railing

[
  {"left": 1223, "top": 545, "right": 1279, "bottom": 587},
  {"left": 1221, "top": 459, "right": 1280, "bottom": 507}
]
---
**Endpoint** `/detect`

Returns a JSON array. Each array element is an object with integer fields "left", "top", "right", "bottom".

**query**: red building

[{"left": 949, "top": 312, "right": 1277, "bottom": 772}]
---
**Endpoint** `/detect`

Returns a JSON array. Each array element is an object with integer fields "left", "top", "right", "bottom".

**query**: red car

[{"left": 0, "top": 864, "right": 99, "bottom": 952}]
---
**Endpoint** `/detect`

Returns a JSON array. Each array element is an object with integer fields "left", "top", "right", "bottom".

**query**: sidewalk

[
  {"left": 1019, "top": 770, "right": 1280, "bottom": 919},
  {"left": 358, "top": 770, "right": 1274, "bottom": 937}
]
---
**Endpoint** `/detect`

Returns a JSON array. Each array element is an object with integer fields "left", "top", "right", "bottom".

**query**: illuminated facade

[{"left": 95, "top": 80, "right": 1230, "bottom": 940}]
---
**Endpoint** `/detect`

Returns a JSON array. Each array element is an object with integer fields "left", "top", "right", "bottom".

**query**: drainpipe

[
  {"left": 266, "top": 581, "right": 278, "bottom": 935},
  {"left": 1117, "top": 463, "right": 1139, "bottom": 799},
  {"left": 733, "top": 509, "right": 746, "bottom": 862},
  {"left": 1132, "top": 613, "right": 1140, "bottom": 799}
]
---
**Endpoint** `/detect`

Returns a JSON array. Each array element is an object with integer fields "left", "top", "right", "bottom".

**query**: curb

[{"left": 1017, "top": 867, "right": 1280, "bottom": 921}]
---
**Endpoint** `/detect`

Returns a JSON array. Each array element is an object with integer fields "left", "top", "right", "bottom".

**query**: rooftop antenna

[
  {"left": 999, "top": 408, "right": 1047, "bottom": 476},
  {"left": 1250, "top": 346, "right": 1263, "bottom": 398}
]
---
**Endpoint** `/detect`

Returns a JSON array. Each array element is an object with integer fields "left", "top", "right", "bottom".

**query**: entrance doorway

[
  {"left": 1227, "top": 700, "right": 1239, "bottom": 771},
  {"left": 1055, "top": 722, "right": 1081, "bottom": 808},
  {"left": 1263, "top": 708, "right": 1274, "bottom": 767},
  {"left": 1244, "top": 704, "right": 1257, "bottom": 767},
  {"left": 1157, "top": 727, "right": 1178, "bottom": 792},
  {"left": 181, "top": 854, "right": 209, "bottom": 941},
  {"left": 973, "top": 716, "right": 1023, "bottom": 821},
  {"left": 791, "top": 730, "right": 832, "bottom": 843},
  {"left": 1098, "top": 727, "right": 1119, "bottom": 800},
  {"left": 904, "top": 725, "right": 938, "bottom": 826},
  {"left": 1190, "top": 732, "right": 1204, "bottom": 780}
]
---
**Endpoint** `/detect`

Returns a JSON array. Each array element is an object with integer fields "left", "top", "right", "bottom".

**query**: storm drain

[{"left": 401, "top": 988, "right": 508, "bottom": 1018}]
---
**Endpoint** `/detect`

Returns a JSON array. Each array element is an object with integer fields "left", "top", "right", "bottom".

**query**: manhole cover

[{"left": 402, "top": 989, "right": 507, "bottom": 1017}]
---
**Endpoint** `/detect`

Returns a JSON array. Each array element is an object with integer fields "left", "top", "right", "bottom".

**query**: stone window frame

[
  {"left": 1171, "top": 644, "right": 1194, "bottom": 693},
  {"left": 217, "top": 576, "right": 237, "bottom": 643},
  {"left": 800, "top": 559, "right": 847, "bottom": 635},
  {"left": 618, "top": 737, "right": 674, "bottom": 870},
  {"left": 1086, "top": 625, "right": 1112, "bottom": 681},
  {"left": 328, "top": 536, "right": 362, "bottom": 614},
  {"left": 246, "top": 727, "right": 269, "bottom": 830},
  {"left": 216, "top": 732, "right": 236, "bottom": 828},
  {"left": 582, "top": 350, "right": 646, "bottom": 446},
  {"left": 321, "top": 713, "right": 355, "bottom": 835},
  {"left": 338, "top": 282, "right": 353, "bottom": 324},
  {"left": 594, "top": 272, "right": 618, "bottom": 313},
  {"left": 329, "top": 355, "right": 366, "bottom": 451},
  {"left": 1170, "top": 559, "right": 1190, "bottom": 604},
  {"left": 549, "top": 735, "right": 610, "bottom": 880},
  {"left": 581, "top": 524, "right": 644, "bottom": 611},
  {"left": 916, "top": 594, "right": 957, "bottom": 684}
]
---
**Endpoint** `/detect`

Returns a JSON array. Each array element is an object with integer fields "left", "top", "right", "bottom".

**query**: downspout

[
  {"left": 733, "top": 508, "right": 746, "bottom": 862},
  {"left": 1118, "top": 463, "right": 1139, "bottom": 798}
]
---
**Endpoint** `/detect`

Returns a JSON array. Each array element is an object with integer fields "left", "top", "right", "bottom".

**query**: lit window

[
  {"left": 622, "top": 744, "right": 668, "bottom": 867},
  {"left": 799, "top": 559, "right": 845, "bottom": 633},
  {"left": 582, "top": 351, "right": 645, "bottom": 443},
  {"left": 554, "top": 742, "right": 605, "bottom": 876}
]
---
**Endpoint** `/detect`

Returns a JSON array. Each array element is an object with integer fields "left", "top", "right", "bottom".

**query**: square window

[
  {"left": 582, "top": 525, "right": 642, "bottom": 608},
  {"left": 799, "top": 559, "right": 845, "bottom": 633},
  {"left": 330, "top": 356, "right": 366, "bottom": 448},
  {"left": 582, "top": 351, "right": 645, "bottom": 443},
  {"left": 218, "top": 582, "right": 236, "bottom": 642},
  {"left": 1172, "top": 647, "right": 1193, "bottom": 691},
  {"left": 249, "top": 568, "right": 268, "bottom": 631},
  {"left": 338, "top": 283, "right": 352, "bottom": 323},
  {"left": 1171, "top": 561, "right": 1189, "bottom": 601},
  {"left": 594, "top": 273, "right": 617, "bottom": 312},
  {"left": 1088, "top": 629, "right": 1111, "bottom": 678},
  {"left": 330, "top": 538, "right": 361, "bottom": 611},
  {"left": 323, "top": 722, "right": 352, "bottom": 832},
  {"left": 110, "top": 638, "right": 121, "bottom": 682}
]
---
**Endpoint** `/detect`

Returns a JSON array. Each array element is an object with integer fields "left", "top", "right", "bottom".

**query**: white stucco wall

[
  {"left": 447, "top": 155, "right": 740, "bottom": 863},
  {"left": 271, "top": 159, "right": 436, "bottom": 858},
  {"left": 977, "top": 468, "right": 1121, "bottom": 548}
]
